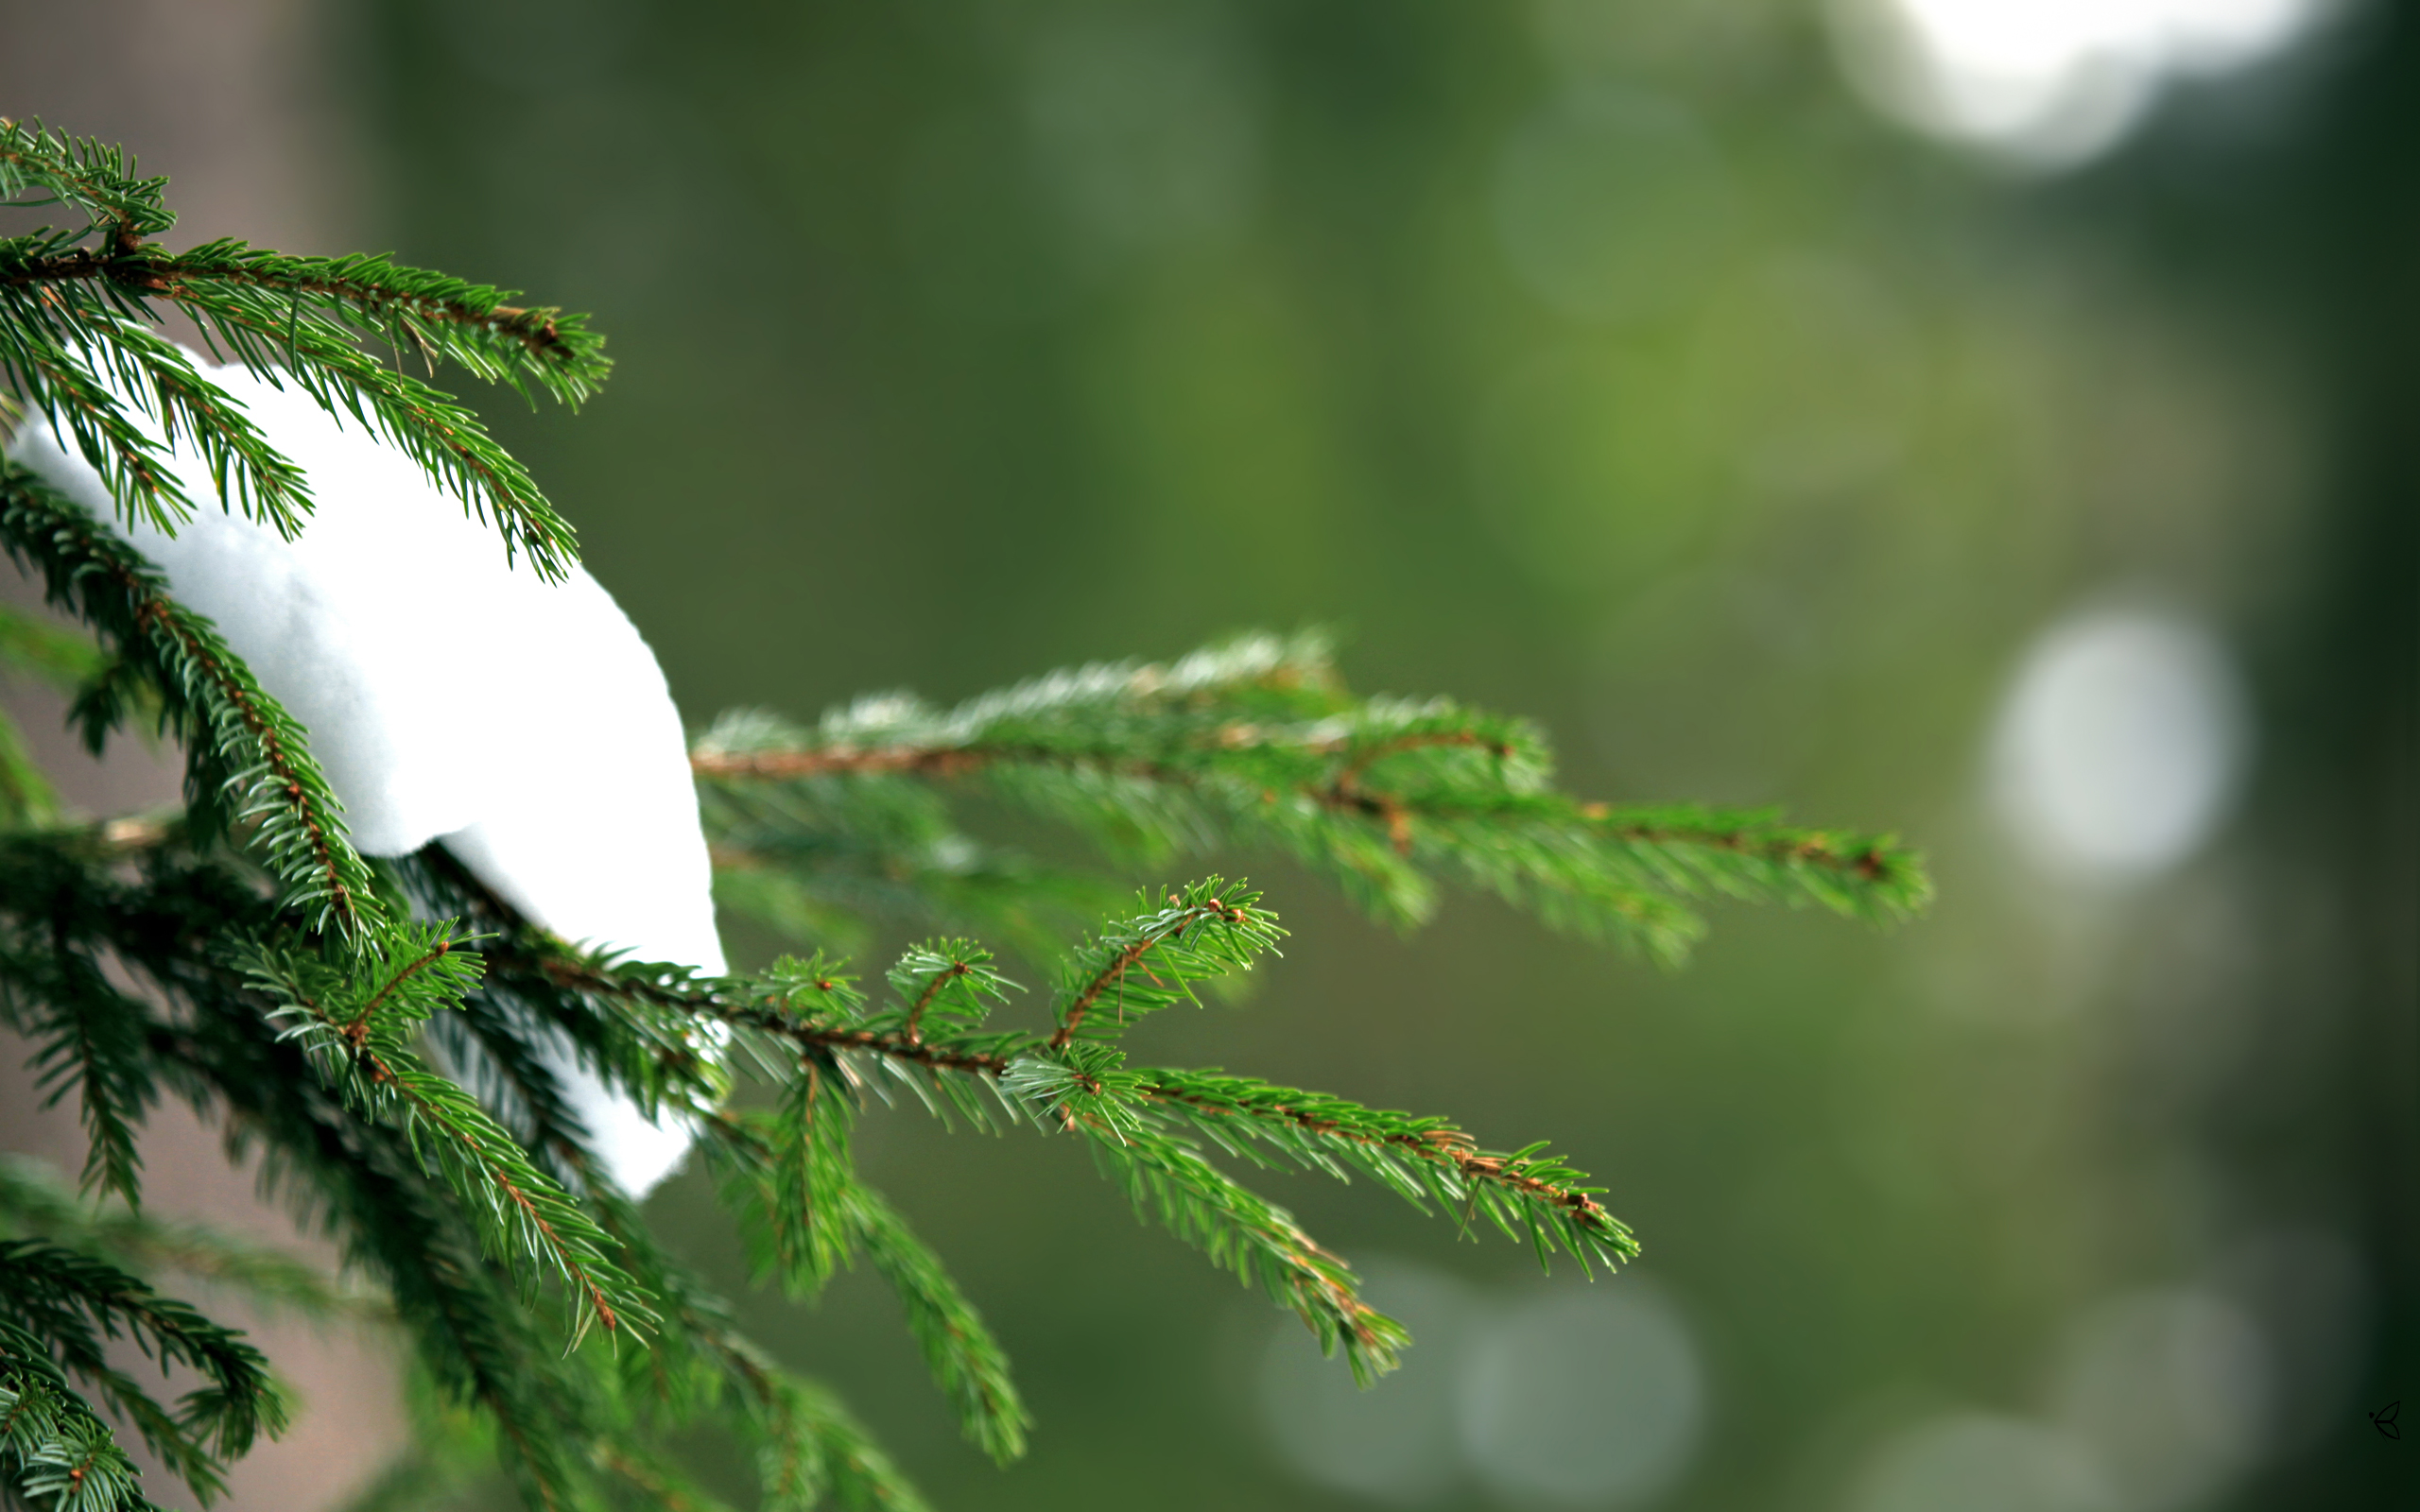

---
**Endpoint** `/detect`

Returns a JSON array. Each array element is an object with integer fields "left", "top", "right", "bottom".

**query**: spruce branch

[
  {"left": 405, "top": 845, "right": 735, "bottom": 1149},
  {"left": 3, "top": 291, "right": 327, "bottom": 537},
  {"left": 531, "top": 950, "right": 1022, "bottom": 1087},
  {"left": 0, "top": 270, "right": 580, "bottom": 576},
  {"left": 397, "top": 884, "right": 1637, "bottom": 1298},
  {"left": 1, "top": 242, "right": 606, "bottom": 406},
  {"left": 761, "top": 1066, "right": 858, "bottom": 1299},
  {"left": 493, "top": 877, "right": 1599, "bottom": 1386},
  {"left": 0, "top": 324, "right": 212, "bottom": 538},
  {"left": 0, "top": 1243, "right": 287, "bottom": 1505},
  {"left": 421, "top": 876, "right": 1431, "bottom": 1384},
  {"left": 707, "top": 1107, "right": 1028, "bottom": 1465},
  {"left": 0, "top": 1338, "right": 157, "bottom": 1512},
  {"left": 0, "top": 121, "right": 175, "bottom": 245},
  {"left": 1126, "top": 1071, "right": 1634, "bottom": 1270},
  {"left": 142, "top": 1002, "right": 599, "bottom": 1512},
  {"left": 239, "top": 925, "right": 658, "bottom": 1348},
  {"left": 1046, "top": 883, "right": 1280, "bottom": 1051},
  {"left": 841, "top": 1186, "right": 1027, "bottom": 1466},
  {"left": 164, "top": 279, "right": 580, "bottom": 576},
  {"left": 0, "top": 829, "right": 614, "bottom": 1512},
  {"left": 1, "top": 119, "right": 592, "bottom": 576},
  {"left": 424, "top": 994, "right": 739, "bottom": 1417},
  {"left": 13, "top": 946, "right": 153, "bottom": 1209},
  {"left": 285, "top": 881, "right": 948, "bottom": 1502},
  {"left": 692, "top": 631, "right": 1930, "bottom": 963},
  {"left": 476, "top": 878, "right": 1629, "bottom": 1282},
  {"left": 0, "top": 464, "right": 379, "bottom": 936},
  {"left": 1003, "top": 1051, "right": 1411, "bottom": 1383}
]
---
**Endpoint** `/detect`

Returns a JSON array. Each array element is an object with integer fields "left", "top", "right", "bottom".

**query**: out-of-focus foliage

[{"left": 345, "top": 0, "right": 2399, "bottom": 1509}]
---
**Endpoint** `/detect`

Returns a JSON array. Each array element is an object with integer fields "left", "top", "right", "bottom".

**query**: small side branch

[
  {"left": 499, "top": 925, "right": 1630, "bottom": 1275},
  {"left": 0, "top": 464, "right": 375, "bottom": 935},
  {"left": 686, "top": 673, "right": 1931, "bottom": 951}
]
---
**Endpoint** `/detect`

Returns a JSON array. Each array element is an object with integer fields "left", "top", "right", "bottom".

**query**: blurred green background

[
  {"left": 15, "top": 0, "right": 2419, "bottom": 1507},
  {"left": 344, "top": 1, "right": 2409, "bottom": 1508}
]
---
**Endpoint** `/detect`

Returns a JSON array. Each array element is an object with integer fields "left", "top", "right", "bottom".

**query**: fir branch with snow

[{"left": 0, "top": 120, "right": 1930, "bottom": 1512}]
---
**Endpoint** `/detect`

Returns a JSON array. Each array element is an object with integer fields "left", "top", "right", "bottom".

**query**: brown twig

[
  {"left": 1592, "top": 810, "right": 1902, "bottom": 882},
  {"left": 690, "top": 730, "right": 1905, "bottom": 891},
  {"left": 339, "top": 938, "right": 455, "bottom": 1045},
  {"left": 1047, "top": 899, "right": 1241, "bottom": 1052},
  {"left": 417, "top": 838, "right": 1618, "bottom": 1256},
  {"left": 902, "top": 961, "right": 969, "bottom": 1045},
  {"left": 117, "top": 564, "right": 361, "bottom": 934},
  {"left": 1, "top": 251, "right": 578, "bottom": 365},
  {"left": 337, "top": 1035, "right": 626, "bottom": 1337},
  {"left": 0, "top": 478, "right": 353, "bottom": 923},
  {"left": 1136, "top": 1080, "right": 1625, "bottom": 1242},
  {"left": 505, "top": 932, "right": 1619, "bottom": 1246}
]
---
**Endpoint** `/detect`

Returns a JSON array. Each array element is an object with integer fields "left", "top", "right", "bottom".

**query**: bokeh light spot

[
  {"left": 1828, "top": 0, "right": 2336, "bottom": 166},
  {"left": 1456, "top": 1282, "right": 1706, "bottom": 1508},
  {"left": 1256, "top": 1261, "right": 1477, "bottom": 1505},
  {"left": 1853, "top": 1413, "right": 2116, "bottom": 1512},
  {"left": 2051, "top": 1288, "right": 2273, "bottom": 1511},
  {"left": 1989, "top": 606, "right": 2250, "bottom": 883}
]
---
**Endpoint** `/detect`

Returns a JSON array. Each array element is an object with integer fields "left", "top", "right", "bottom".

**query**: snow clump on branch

[{"left": 7, "top": 356, "right": 722, "bottom": 1194}]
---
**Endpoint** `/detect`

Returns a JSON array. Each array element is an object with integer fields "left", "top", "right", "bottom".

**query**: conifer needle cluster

[{"left": 0, "top": 121, "right": 1929, "bottom": 1512}]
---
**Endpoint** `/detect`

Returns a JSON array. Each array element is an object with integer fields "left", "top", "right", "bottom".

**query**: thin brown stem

[
  {"left": 1047, "top": 899, "right": 1238, "bottom": 1051},
  {"left": 0, "top": 249, "right": 113, "bottom": 288},
  {"left": 91, "top": 532, "right": 366, "bottom": 932},
  {"left": 499, "top": 936, "right": 1014, "bottom": 1077},
  {"left": 354, "top": 1040, "right": 625, "bottom": 1335},
  {"left": 688, "top": 744, "right": 984, "bottom": 780},
  {"left": 340, "top": 938, "right": 453, "bottom": 1044},
  {"left": 1049, "top": 935, "right": 1158, "bottom": 1053},
  {"left": 690, "top": 732, "right": 1906, "bottom": 888},
  {"left": 0, "top": 473, "right": 348, "bottom": 917},
  {"left": 266, "top": 939, "right": 627, "bottom": 1335},
  {"left": 1, "top": 250, "right": 579, "bottom": 366},
  {"left": 0, "top": 142, "right": 156, "bottom": 244},
  {"left": 442, "top": 856, "right": 1613, "bottom": 1261},
  {"left": 527, "top": 931, "right": 1616, "bottom": 1246},
  {"left": 1591, "top": 810, "right": 1901, "bottom": 881},
  {"left": 1136, "top": 1080, "right": 1623, "bottom": 1239},
  {"left": 902, "top": 961, "right": 968, "bottom": 1045}
]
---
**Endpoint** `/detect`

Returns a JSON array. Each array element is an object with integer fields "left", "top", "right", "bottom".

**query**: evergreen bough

[{"left": 0, "top": 120, "right": 1931, "bottom": 1512}]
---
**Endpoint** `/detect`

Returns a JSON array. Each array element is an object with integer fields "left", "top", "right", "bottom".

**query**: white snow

[{"left": 7, "top": 357, "right": 723, "bottom": 1194}]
